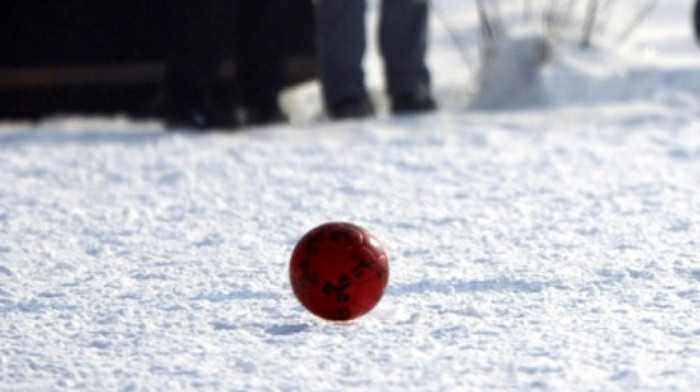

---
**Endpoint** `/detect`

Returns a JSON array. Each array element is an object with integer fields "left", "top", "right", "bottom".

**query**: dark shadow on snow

[
  {"left": 266, "top": 323, "right": 309, "bottom": 335},
  {"left": 191, "top": 289, "right": 282, "bottom": 302},
  {"left": 0, "top": 128, "right": 170, "bottom": 147},
  {"left": 388, "top": 277, "right": 568, "bottom": 296}
]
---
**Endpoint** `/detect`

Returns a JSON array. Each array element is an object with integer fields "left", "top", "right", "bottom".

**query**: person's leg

[
  {"left": 379, "top": 0, "right": 435, "bottom": 113},
  {"left": 163, "top": 0, "right": 234, "bottom": 128},
  {"left": 236, "top": 0, "right": 290, "bottom": 124},
  {"left": 317, "top": 0, "right": 373, "bottom": 118}
]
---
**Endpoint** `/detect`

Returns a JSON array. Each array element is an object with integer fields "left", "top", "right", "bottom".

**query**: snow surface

[{"left": 1, "top": 0, "right": 699, "bottom": 391}]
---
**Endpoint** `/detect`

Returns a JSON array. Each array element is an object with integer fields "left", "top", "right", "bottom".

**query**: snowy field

[{"left": 1, "top": 0, "right": 699, "bottom": 391}]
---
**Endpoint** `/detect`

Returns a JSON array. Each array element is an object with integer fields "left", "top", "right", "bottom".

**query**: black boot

[
  {"left": 328, "top": 96, "right": 375, "bottom": 119},
  {"left": 244, "top": 105, "right": 287, "bottom": 126},
  {"left": 154, "top": 88, "right": 236, "bottom": 131},
  {"left": 164, "top": 96, "right": 237, "bottom": 130},
  {"left": 163, "top": 0, "right": 235, "bottom": 130},
  {"left": 390, "top": 92, "right": 436, "bottom": 114}
]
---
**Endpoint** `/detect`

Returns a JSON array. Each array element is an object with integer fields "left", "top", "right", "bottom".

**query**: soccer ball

[{"left": 289, "top": 222, "right": 389, "bottom": 321}]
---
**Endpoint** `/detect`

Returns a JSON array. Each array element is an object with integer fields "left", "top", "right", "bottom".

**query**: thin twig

[
  {"left": 475, "top": 0, "right": 497, "bottom": 42},
  {"left": 544, "top": 0, "right": 559, "bottom": 32},
  {"left": 617, "top": 0, "right": 657, "bottom": 44},
  {"left": 596, "top": 0, "right": 620, "bottom": 36},
  {"left": 561, "top": 0, "right": 580, "bottom": 33},
  {"left": 490, "top": 0, "right": 506, "bottom": 38},
  {"left": 580, "top": 0, "right": 599, "bottom": 48},
  {"left": 549, "top": 0, "right": 571, "bottom": 39},
  {"left": 427, "top": 0, "right": 474, "bottom": 73}
]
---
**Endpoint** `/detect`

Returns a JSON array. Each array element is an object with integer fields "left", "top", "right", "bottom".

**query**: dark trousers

[
  {"left": 165, "top": 0, "right": 289, "bottom": 112},
  {"left": 316, "top": 0, "right": 431, "bottom": 108}
]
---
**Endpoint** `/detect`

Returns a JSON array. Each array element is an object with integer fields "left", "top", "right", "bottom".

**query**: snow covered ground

[{"left": 1, "top": 1, "right": 699, "bottom": 391}]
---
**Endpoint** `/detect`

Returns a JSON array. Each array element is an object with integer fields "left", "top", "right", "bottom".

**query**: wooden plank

[
  {"left": 0, "top": 63, "right": 167, "bottom": 89},
  {"left": 0, "top": 57, "right": 317, "bottom": 90}
]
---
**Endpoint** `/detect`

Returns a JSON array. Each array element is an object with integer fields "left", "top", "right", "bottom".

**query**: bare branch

[
  {"left": 596, "top": 0, "right": 620, "bottom": 36},
  {"left": 617, "top": 0, "right": 658, "bottom": 44},
  {"left": 580, "top": 0, "right": 599, "bottom": 48},
  {"left": 475, "top": 0, "right": 504, "bottom": 42},
  {"left": 427, "top": 0, "right": 475, "bottom": 73}
]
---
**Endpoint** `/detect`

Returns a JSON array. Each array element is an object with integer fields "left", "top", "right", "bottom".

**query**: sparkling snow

[{"left": 1, "top": 1, "right": 699, "bottom": 391}]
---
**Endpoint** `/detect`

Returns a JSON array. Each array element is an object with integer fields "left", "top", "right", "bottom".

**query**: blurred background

[
  {"left": 0, "top": 0, "right": 316, "bottom": 120},
  {"left": 1, "top": 1, "right": 696, "bottom": 121}
]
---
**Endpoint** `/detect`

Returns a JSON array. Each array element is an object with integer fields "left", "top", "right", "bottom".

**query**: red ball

[{"left": 289, "top": 222, "right": 389, "bottom": 321}]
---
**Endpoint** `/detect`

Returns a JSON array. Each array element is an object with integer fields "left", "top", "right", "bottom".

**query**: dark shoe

[
  {"left": 166, "top": 108, "right": 236, "bottom": 130},
  {"left": 391, "top": 92, "right": 436, "bottom": 114},
  {"left": 164, "top": 99, "right": 237, "bottom": 131},
  {"left": 152, "top": 88, "right": 237, "bottom": 130},
  {"left": 244, "top": 106, "right": 287, "bottom": 126},
  {"left": 328, "top": 97, "right": 375, "bottom": 119}
]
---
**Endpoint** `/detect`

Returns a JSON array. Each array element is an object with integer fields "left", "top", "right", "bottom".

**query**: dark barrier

[{"left": 0, "top": 0, "right": 316, "bottom": 119}]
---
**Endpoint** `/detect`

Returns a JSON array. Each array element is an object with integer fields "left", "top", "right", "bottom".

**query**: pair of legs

[
  {"left": 164, "top": 0, "right": 288, "bottom": 128},
  {"left": 316, "top": 0, "right": 434, "bottom": 118}
]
